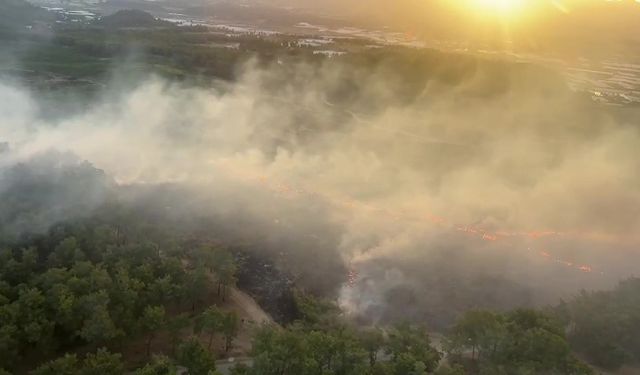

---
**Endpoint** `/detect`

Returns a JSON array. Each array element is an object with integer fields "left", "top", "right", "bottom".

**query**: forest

[
  {"left": 0, "top": 151, "right": 638, "bottom": 374},
  {"left": 2, "top": 1, "right": 640, "bottom": 374}
]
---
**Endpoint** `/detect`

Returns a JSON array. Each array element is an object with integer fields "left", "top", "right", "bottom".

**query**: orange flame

[{"left": 212, "top": 161, "right": 602, "bottom": 277}]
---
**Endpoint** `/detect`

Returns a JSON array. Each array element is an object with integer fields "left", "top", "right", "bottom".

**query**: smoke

[
  {"left": 2, "top": 52, "right": 640, "bottom": 327},
  {"left": 0, "top": 150, "right": 113, "bottom": 241}
]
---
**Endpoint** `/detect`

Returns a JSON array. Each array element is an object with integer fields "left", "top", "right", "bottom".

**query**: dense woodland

[
  {"left": 2, "top": 1, "right": 640, "bottom": 374},
  {"left": 0, "top": 142, "right": 638, "bottom": 375},
  {"left": 0, "top": 204, "right": 241, "bottom": 372}
]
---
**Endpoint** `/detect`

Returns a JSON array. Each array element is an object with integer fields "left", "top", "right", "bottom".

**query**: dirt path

[{"left": 228, "top": 287, "right": 274, "bottom": 325}]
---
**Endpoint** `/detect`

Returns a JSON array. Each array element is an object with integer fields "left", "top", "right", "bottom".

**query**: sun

[{"left": 468, "top": 0, "right": 527, "bottom": 17}]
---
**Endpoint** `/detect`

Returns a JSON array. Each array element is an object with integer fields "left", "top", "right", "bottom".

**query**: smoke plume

[{"left": 2, "top": 53, "right": 639, "bottom": 327}]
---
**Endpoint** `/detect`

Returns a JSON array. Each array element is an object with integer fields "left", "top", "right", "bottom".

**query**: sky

[{"left": 271, "top": 0, "right": 640, "bottom": 56}]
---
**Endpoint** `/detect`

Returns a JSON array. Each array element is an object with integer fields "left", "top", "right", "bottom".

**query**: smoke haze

[{"left": 2, "top": 52, "right": 640, "bottom": 327}]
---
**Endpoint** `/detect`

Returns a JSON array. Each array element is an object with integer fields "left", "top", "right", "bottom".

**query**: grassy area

[
  {"left": 2, "top": 39, "right": 111, "bottom": 77},
  {"left": 21, "top": 47, "right": 111, "bottom": 78}
]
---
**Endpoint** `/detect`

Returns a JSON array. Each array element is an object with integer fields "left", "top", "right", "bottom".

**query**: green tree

[
  {"left": 0, "top": 320, "right": 19, "bottom": 368},
  {"left": 133, "top": 355, "right": 177, "bottom": 375},
  {"left": 446, "top": 310, "right": 504, "bottom": 361},
  {"left": 390, "top": 352, "right": 428, "bottom": 375},
  {"left": 108, "top": 265, "right": 142, "bottom": 334},
  {"left": 368, "top": 362, "right": 394, "bottom": 375},
  {"left": 433, "top": 364, "right": 466, "bottom": 375},
  {"left": 79, "top": 348, "right": 124, "bottom": 375},
  {"left": 48, "top": 237, "right": 85, "bottom": 268},
  {"left": 195, "top": 306, "right": 224, "bottom": 351},
  {"left": 167, "top": 313, "right": 191, "bottom": 354},
  {"left": 176, "top": 338, "right": 217, "bottom": 375},
  {"left": 293, "top": 291, "right": 341, "bottom": 327},
  {"left": 149, "top": 275, "right": 177, "bottom": 305},
  {"left": 221, "top": 311, "right": 240, "bottom": 352},
  {"left": 39, "top": 276, "right": 79, "bottom": 337},
  {"left": 211, "top": 249, "right": 237, "bottom": 302},
  {"left": 16, "top": 287, "right": 55, "bottom": 353},
  {"left": 386, "top": 323, "right": 441, "bottom": 373},
  {"left": 307, "top": 330, "right": 339, "bottom": 373},
  {"left": 446, "top": 309, "right": 594, "bottom": 375},
  {"left": 185, "top": 266, "right": 209, "bottom": 312},
  {"left": 251, "top": 325, "right": 316, "bottom": 375},
  {"left": 330, "top": 328, "right": 368, "bottom": 375},
  {"left": 31, "top": 354, "right": 79, "bottom": 375},
  {"left": 77, "top": 291, "right": 120, "bottom": 344},
  {"left": 559, "top": 278, "right": 640, "bottom": 370},
  {"left": 142, "top": 305, "right": 166, "bottom": 356},
  {"left": 33, "top": 349, "right": 124, "bottom": 375},
  {"left": 358, "top": 327, "right": 385, "bottom": 367},
  {"left": 193, "top": 246, "right": 218, "bottom": 272},
  {"left": 229, "top": 364, "right": 251, "bottom": 375}
]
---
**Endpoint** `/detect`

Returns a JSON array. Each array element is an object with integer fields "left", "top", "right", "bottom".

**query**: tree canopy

[
  {"left": 445, "top": 309, "right": 594, "bottom": 375},
  {"left": 556, "top": 278, "right": 640, "bottom": 370}
]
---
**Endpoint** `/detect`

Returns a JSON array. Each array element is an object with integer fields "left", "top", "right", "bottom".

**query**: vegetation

[
  {"left": 444, "top": 309, "right": 593, "bottom": 375},
  {"left": 0, "top": 3, "right": 638, "bottom": 374},
  {"left": 0, "top": 146, "right": 631, "bottom": 375},
  {"left": 0, "top": 215, "right": 241, "bottom": 371},
  {"left": 0, "top": 161, "right": 241, "bottom": 372},
  {"left": 175, "top": 338, "right": 217, "bottom": 375},
  {"left": 238, "top": 294, "right": 596, "bottom": 375},
  {"left": 0, "top": 0, "right": 54, "bottom": 30},
  {"left": 97, "top": 10, "right": 170, "bottom": 29},
  {"left": 31, "top": 349, "right": 124, "bottom": 375},
  {"left": 556, "top": 278, "right": 640, "bottom": 370},
  {"left": 249, "top": 321, "right": 439, "bottom": 375},
  {"left": 4, "top": 200, "right": 593, "bottom": 375}
]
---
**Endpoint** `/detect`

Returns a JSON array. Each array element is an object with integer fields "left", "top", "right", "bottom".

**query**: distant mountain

[
  {"left": 0, "top": 0, "right": 53, "bottom": 30},
  {"left": 181, "top": 1, "right": 343, "bottom": 28},
  {"left": 100, "top": 0, "right": 167, "bottom": 16},
  {"left": 97, "top": 9, "right": 171, "bottom": 28}
]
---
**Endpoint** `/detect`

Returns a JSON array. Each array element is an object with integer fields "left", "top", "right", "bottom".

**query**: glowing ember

[{"left": 211, "top": 160, "right": 602, "bottom": 277}]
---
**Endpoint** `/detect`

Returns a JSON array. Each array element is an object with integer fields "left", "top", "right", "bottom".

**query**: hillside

[
  {"left": 97, "top": 9, "right": 171, "bottom": 28},
  {"left": 0, "top": 0, "right": 53, "bottom": 30}
]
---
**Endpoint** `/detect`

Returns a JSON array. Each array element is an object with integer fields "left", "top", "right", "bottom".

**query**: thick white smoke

[{"left": 2, "top": 58, "right": 639, "bottom": 325}]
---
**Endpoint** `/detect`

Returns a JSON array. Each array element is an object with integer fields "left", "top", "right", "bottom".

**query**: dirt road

[{"left": 228, "top": 287, "right": 274, "bottom": 325}]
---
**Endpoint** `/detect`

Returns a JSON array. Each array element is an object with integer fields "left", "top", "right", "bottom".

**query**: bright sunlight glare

[{"left": 468, "top": 0, "right": 527, "bottom": 17}]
